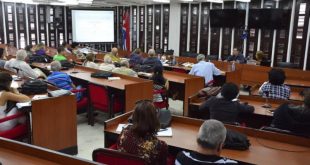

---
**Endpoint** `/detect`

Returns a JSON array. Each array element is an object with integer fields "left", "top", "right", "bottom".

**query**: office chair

[{"left": 277, "top": 62, "right": 299, "bottom": 69}]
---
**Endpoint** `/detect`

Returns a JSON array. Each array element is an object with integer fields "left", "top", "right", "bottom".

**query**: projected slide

[{"left": 72, "top": 10, "right": 115, "bottom": 42}]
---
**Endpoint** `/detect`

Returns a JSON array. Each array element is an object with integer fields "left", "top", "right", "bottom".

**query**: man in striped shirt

[
  {"left": 175, "top": 119, "right": 238, "bottom": 165},
  {"left": 47, "top": 61, "right": 82, "bottom": 101}
]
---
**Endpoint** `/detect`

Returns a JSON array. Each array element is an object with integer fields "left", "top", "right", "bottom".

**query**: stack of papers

[
  {"left": 138, "top": 72, "right": 152, "bottom": 77},
  {"left": 32, "top": 95, "right": 49, "bottom": 100},
  {"left": 116, "top": 124, "right": 173, "bottom": 137},
  {"left": 10, "top": 81, "right": 19, "bottom": 88},
  {"left": 16, "top": 102, "right": 31, "bottom": 109},
  {"left": 108, "top": 77, "right": 121, "bottom": 80}
]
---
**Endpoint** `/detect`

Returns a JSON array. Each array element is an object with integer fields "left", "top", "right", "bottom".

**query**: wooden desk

[
  {"left": 104, "top": 112, "right": 310, "bottom": 165},
  {"left": 32, "top": 63, "right": 153, "bottom": 113},
  {"left": 1, "top": 68, "right": 78, "bottom": 154},
  {"left": 0, "top": 137, "right": 99, "bottom": 165}
]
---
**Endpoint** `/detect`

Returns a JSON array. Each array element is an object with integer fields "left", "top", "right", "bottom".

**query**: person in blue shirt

[
  {"left": 47, "top": 61, "right": 82, "bottom": 101},
  {"left": 143, "top": 49, "right": 162, "bottom": 68},
  {"left": 189, "top": 54, "right": 223, "bottom": 86},
  {"left": 129, "top": 48, "right": 144, "bottom": 67},
  {"left": 226, "top": 48, "right": 246, "bottom": 64}
]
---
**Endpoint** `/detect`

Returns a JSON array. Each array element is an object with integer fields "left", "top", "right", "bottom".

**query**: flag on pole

[{"left": 121, "top": 9, "right": 130, "bottom": 51}]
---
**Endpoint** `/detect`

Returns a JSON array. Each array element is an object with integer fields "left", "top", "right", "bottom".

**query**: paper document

[
  {"left": 16, "top": 102, "right": 31, "bottom": 109},
  {"left": 157, "top": 127, "right": 173, "bottom": 137},
  {"left": 32, "top": 95, "right": 49, "bottom": 100},
  {"left": 108, "top": 77, "right": 121, "bottom": 80}
]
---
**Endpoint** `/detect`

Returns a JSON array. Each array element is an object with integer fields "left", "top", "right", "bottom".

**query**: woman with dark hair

[
  {"left": 259, "top": 68, "right": 291, "bottom": 100},
  {"left": 117, "top": 100, "right": 168, "bottom": 165},
  {"left": 151, "top": 65, "right": 169, "bottom": 103},
  {"left": 0, "top": 72, "right": 30, "bottom": 131},
  {"left": 82, "top": 53, "right": 98, "bottom": 69}
]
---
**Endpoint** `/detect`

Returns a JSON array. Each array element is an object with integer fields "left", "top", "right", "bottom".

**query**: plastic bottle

[{"left": 231, "top": 61, "right": 236, "bottom": 71}]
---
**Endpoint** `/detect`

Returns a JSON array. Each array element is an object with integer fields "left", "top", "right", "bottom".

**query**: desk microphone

[
  {"left": 70, "top": 61, "right": 79, "bottom": 74},
  {"left": 262, "top": 91, "right": 272, "bottom": 108}
]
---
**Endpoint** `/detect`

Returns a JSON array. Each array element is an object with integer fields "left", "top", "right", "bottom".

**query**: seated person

[
  {"left": 117, "top": 100, "right": 168, "bottom": 164},
  {"left": 226, "top": 48, "right": 246, "bottom": 64},
  {"left": 0, "top": 46, "right": 6, "bottom": 68},
  {"left": 104, "top": 47, "right": 121, "bottom": 63},
  {"left": 175, "top": 119, "right": 237, "bottom": 165},
  {"left": 129, "top": 48, "right": 143, "bottom": 67},
  {"left": 4, "top": 50, "right": 41, "bottom": 79},
  {"left": 0, "top": 72, "right": 30, "bottom": 132},
  {"left": 199, "top": 83, "right": 254, "bottom": 123},
  {"left": 71, "top": 42, "right": 85, "bottom": 59},
  {"left": 112, "top": 60, "right": 138, "bottom": 77},
  {"left": 24, "top": 45, "right": 33, "bottom": 59},
  {"left": 255, "top": 50, "right": 270, "bottom": 66},
  {"left": 259, "top": 68, "right": 290, "bottom": 100},
  {"left": 47, "top": 61, "right": 82, "bottom": 101},
  {"left": 151, "top": 66, "right": 169, "bottom": 104},
  {"left": 82, "top": 53, "right": 98, "bottom": 69},
  {"left": 99, "top": 56, "right": 115, "bottom": 71},
  {"left": 142, "top": 49, "right": 162, "bottom": 69},
  {"left": 34, "top": 42, "right": 47, "bottom": 55},
  {"left": 53, "top": 46, "right": 67, "bottom": 61},
  {"left": 189, "top": 54, "right": 223, "bottom": 86},
  {"left": 62, "top": 41, "right": 72, "bottom": 54},
  {"left": 271, "top": 90, "right": 310, "bottom": 136}
]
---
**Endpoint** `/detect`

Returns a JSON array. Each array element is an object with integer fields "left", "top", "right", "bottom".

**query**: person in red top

[{"left": 117, "top": 100, "right": 168, "bottom": 165}]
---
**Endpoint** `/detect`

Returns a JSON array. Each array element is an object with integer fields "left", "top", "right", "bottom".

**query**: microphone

[{"left": 262, "top": 91, "right": 272, "bottom": 108}]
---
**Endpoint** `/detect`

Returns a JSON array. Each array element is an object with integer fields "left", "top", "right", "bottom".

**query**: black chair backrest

[
  {"left": 261, "top": 126, "right": 310, "bottom": 138},
  {"left": 181, "top": 52, "right": 198, "bottom": 58},
  {"left": 277, "top": 62, "right": 299, "bottom": 69},
  {"left": 165, "top": 49, "right": 174, "bottom": 55},
  {"left": 206, "top": 55, "right": 219, "bottom": 61}
]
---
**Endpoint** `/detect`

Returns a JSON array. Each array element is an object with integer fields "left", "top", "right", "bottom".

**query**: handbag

[
  {"left": 224, "top": 129, "right": 251, "bottom": 150},
  {"left": 91, "top": 71, "right": 113, "bottom": 79},
  {"left": 21, "top": 79, "right": 48, "bottom": 95},
  {"left": 60, "top": 60, "right": 75, "bottom": 68}
]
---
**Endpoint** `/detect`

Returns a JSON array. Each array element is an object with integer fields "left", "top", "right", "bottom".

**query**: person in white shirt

[
  {"left": 4, "top": 50, "right": 42, "bottom": 79},
  {"left": 82, "top": 53, "right": 98, "bottom": 69},
  {"left": 99, "top": 56, "right": 116, "bottom": 71},
  {"left": 189, "top": 54, "right": 223, "bottom": 86}
]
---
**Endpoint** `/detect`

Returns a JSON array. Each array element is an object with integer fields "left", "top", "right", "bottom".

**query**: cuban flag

[{"left": 121, "top": 9, "right": 130, "bottom": 51}]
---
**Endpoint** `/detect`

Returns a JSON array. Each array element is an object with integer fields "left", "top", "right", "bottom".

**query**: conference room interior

[{"left": 1, "top": 0, "right": 310, "bottom": 164}]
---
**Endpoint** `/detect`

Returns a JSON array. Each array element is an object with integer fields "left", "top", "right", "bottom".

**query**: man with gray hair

[
  {"left": 112, "top": 59, "right": 138, "bottom": 77},
  {"left": 175, "top": 119, "right": 237, "bottom": 164},
  {"left": 142, "top": 48, "right": 162, "bottom": 71},
  {"left": 4, "top": 50, "right": 40, "bottom": 78},
  {"left": 99, "top": 56, "right": 116, "bottom": 71},
  {"left": 189, "top": 54, "right": 223, "bottom": 86},
  {"left": 104, "top": 47, "right": 121, "bottom": 63}
]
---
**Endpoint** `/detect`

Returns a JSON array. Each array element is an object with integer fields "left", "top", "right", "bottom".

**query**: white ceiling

[{"left": 1, "top": 0, "right": 251, "bottom": 7}]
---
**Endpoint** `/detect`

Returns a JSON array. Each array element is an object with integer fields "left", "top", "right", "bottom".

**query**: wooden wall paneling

[
  {"left": 66, "top": 7, "right": 72, "bottom": 44},
  {"left": 189, "top": 3, "right": 199, "bottom": 53},
  {"left": 16, "top": 3, "right": 27, "bottom": 48},
  {"left": 114, "top": 7, "right": 117, "bottom": 47},
  {"left": 260, "top": 0, "right": 276, "bottom": 60},
  {"left": 4, "top": 2, "right": 16, "bottom": 47},
  {"left": 209, "top": 3, "right": 221, "bottom": 56},
  {"left": 308, "top": 32, "right": 310, "bottom": 70},
  {"left": 131, "top": 6, "right": 138, "bottom": 50},
  {"left": 37, "top": 5, "right": 47, "bottom": 44},
  {"left": 199, "top": 3, "right": 210, "bottom": 55},
  {"left": 139, "top": 6, "right": 145, "bottom": 52},
  {"left": 54, "top": 6, "right": 65, "bottom": 46},
  {"left": 234, "top": 2, "right": 247, "bottom": 55},
  {"left": 246, "top": 0, "right": 261, "bottom": 59},
  {"left": 0, "top": 2, "right": 4, "bottom": 44},
  {"left": 154, "top": 5, "right": 161, "bottom": 51},
  {"left": 46, "top": 6, "right": 56, "bottom": 47},
  {"left": 273, "top": 0, "right": 292, "bottom": 66},
  {"left": 162, "top": 4, "right": 170, "bottom": 52},
  {"left": 221, "top": 1, "right": 234, "bottom": 57},
  {"left": 146, "top": 5, "right": 153, "bottom": 50},
  {"left": 27, "top": 4, "right": 37, "bottom": 45},
  {"left": 291, "top": 0, "right": 310, "bottom": 68},
  {"left": 179, "top": 3, "right": 189, "bottom": 55}
]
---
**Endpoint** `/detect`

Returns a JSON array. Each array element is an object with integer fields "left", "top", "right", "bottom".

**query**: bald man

[{"left": 104, "top": 47, "right": 121, "bottom": 63}]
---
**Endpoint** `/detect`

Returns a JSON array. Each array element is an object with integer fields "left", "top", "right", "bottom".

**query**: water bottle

[
  {"left": 172, "top": 56, "right": 176, "bottom": 65},
  {"left": 231, "top": 61, "right": 236, "bottom": 71}
]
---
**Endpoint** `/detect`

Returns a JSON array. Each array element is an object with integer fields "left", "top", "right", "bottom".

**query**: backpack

[
  {"left": 224, "top": 129, "right": 251, "bottom": 150},
  {"left": 21, "top": 79, "right": 48, "bottom": 95},
  {"left": 29, "top": 55, "right": 52, "bottom": 63},
  {"left": 60, "top": 60, "right": 75, "bottom": 68},
  {"left": 91, "top": 71, "right": 113, "bottom": 79}
]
